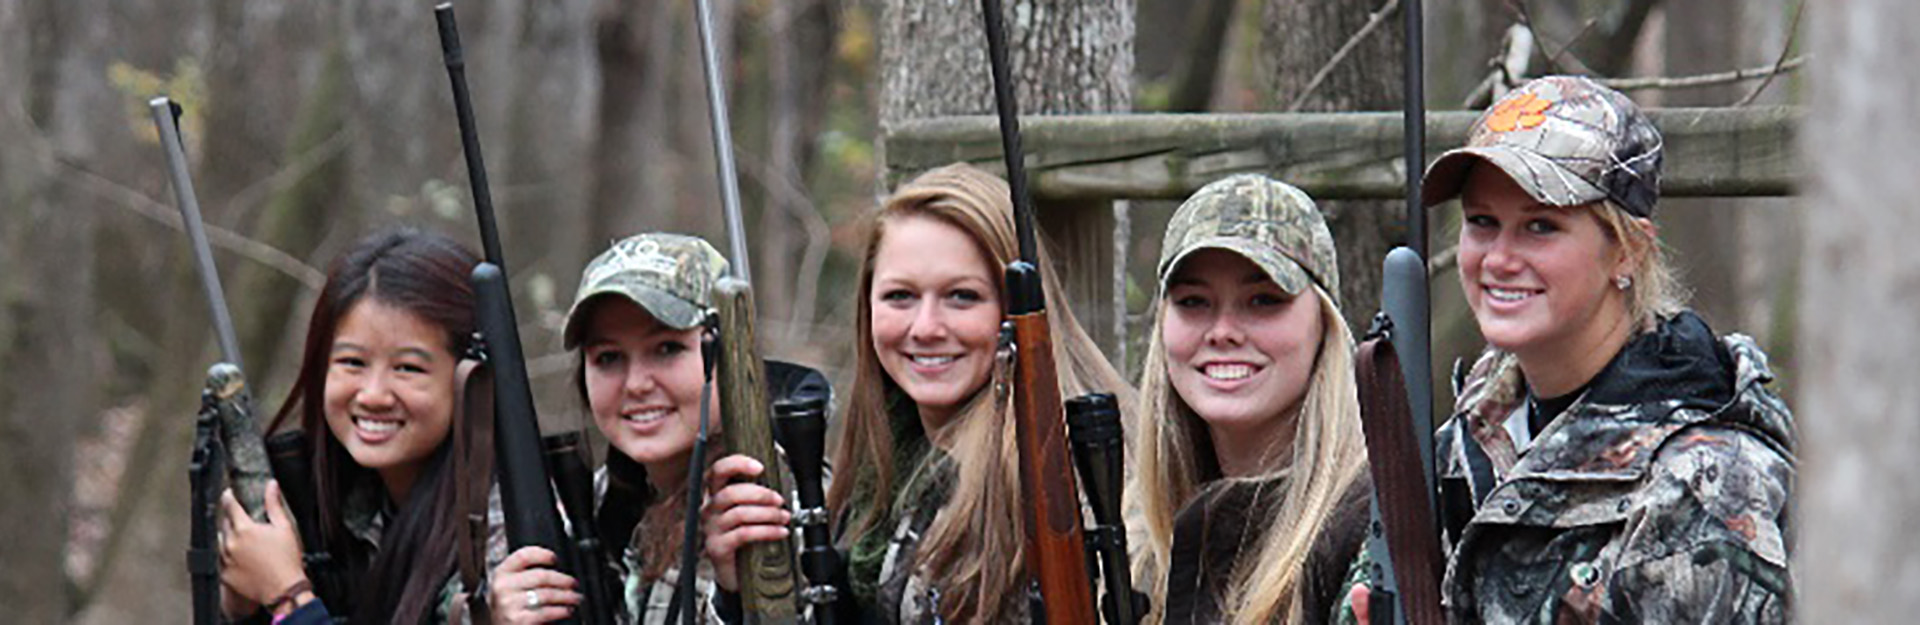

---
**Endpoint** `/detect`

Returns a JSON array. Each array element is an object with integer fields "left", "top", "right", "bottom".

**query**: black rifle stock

[
  {"left": 1359, "top": 2, "right": 1445, "bottom": 621},
  {"left": 1358, "top": 251, "right": 1443, "bottom": 625},
  {"left": 435, "top": 5, "right": 613, "bottom": 624},
  {"left": 975, "top": 1, "right": 1099, "bottom": 622}
]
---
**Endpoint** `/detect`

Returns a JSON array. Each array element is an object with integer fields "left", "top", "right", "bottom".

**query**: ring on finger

[{"left": 526, "top": 589, "right": 541, "bottom": 610}]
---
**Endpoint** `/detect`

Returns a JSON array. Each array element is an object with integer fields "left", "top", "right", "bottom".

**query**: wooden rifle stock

[
  {"left": 1007, "top": 297, "right": 1098, "bottom": 625},
  {"left": 975, "top": 0, "right": 1097, "bottom": 618},
  {"left": 714, "top": 279, "right": 803, "bottom": 623}
]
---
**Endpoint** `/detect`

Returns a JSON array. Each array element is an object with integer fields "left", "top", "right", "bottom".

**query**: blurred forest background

[{"left": 0, "top": 0, "right": 1818, "bottom": 621}]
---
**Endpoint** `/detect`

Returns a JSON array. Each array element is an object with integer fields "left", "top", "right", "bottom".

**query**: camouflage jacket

[{"left": 1436, "top": 312, "right": 1794, "bottom": 623}]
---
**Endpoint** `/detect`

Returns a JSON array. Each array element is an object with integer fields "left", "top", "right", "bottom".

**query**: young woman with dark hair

[{"left": 218, "top": 227, "right": 485, "bottom": 623}]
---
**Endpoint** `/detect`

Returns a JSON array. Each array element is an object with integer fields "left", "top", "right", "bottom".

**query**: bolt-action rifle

[
  {"left": 433, "top": 6, "right": 616, "bottom": 624},
  {"left": 152, "top": 97, "right": 329, "bottom": 624},
  {"left": 972, "top": 1, "right": 1108, "bottom": 623},
  {"left": 664, "top": 1, "right": 804, "bottom": 623},
  {"left": 1355, "top": 1, "right": 1447, "bottom": 623}
]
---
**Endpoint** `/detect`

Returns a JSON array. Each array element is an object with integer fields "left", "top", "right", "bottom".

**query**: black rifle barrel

[
  {"left": 434, "top": 3, "right": 505, "bottom": 267},
  {"left": 978, "top": 0, "right": 1038, "bottom": 268},
  {"left": 471, "top": 264, "right": 568, "bottom": 557}
]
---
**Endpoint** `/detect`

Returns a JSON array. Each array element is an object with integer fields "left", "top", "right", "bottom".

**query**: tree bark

[
  {"left": 881, "top": 0, "right": 1133, "bottom": 126},
  {"left": 1261, "top": 0, "right": 1406, "bottom": 332},
  {"left": 1799, "top": 0, "right": 1920, "bottom": 619},
  {"left": 1, "top": 0, "right": 106, "bottom": 619},
  {"left": 880, "top": 0, "right": 1135, "bottom": 355}
]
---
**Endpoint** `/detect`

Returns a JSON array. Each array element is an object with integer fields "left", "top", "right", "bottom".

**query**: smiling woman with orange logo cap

[
  {"left": 1126, "top": 174, "right": 1373, "bottom": 625},
  {"left": 1350, "top": 76, "right": 1795, "bottom": 624}
]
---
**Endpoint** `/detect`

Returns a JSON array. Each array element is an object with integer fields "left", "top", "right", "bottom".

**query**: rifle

[
  {"left": 974, "top": 1, "right": 1100, "bottom": 622},
  {"left": 433, "top": 6, "right": 616, "bottom": 624},
  {"left": 1066, "top": 394, "right": 1144, "bottom": 625},
  {"left": 1356, "top": 1, "right": 1446, "bottom": 622},
  {"left": 150, "top": 97, "right": 293, "bottom": 623},
  {"left": 671, "top": 1, "right": 803, "bottom": 622}
]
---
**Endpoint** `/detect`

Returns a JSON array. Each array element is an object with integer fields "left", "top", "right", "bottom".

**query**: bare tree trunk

[
  {"left": 1261, "top": 0, "right": 1406, "bottom": 332},
  {"left": 1, "top": 0, "right": 107, "bottom": 620},
  {"left": 1657, "top": 0, "right": 1744, "bottom": 332},
  {"left": 881, "top": 0, "right": 1133, "bottom": 125},
  {"left": 1136, "top": 0, "right": 1236, "bottom": 112},
  {"left": 1799, "top": 0, "right": 1920, "bottom": 619},
  {"left": 754, "top": 0, "right": 836, "bottom": 347},
  {"left": 590, "top": 0, "right": 660, "bottom": 243},
  {"left": 880, "top": 0, "right": 1135, "bottom": 355}
]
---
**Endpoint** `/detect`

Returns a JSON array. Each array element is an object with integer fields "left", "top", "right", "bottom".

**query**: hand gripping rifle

[
  {"left": 152, "top": 98, "right": 327, "bottom": 624},
  {"left": 974, "top": 1, "right": 1101, "bottom": 622},
  {"left": 666, "top": 1, "right": 804, "bottom": 622},
  {"left": 433, "top": 6, "right": 616, "bottom": 624},
  {"left": 1355, "top": 1, "right": 1446, "bottom": 623}
]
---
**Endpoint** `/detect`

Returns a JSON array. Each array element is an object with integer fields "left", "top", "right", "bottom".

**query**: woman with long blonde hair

[{"left": 1127, "top": 174, "right": 1372, "bottom": 624}]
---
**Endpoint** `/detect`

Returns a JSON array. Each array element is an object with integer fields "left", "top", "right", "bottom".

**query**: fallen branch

[
  {"left": 1598, "top": 56, "right": 1807, "bottom": 91},
  {"left": 1738, "top": 1, "right": 1806, "bottom": 106}
]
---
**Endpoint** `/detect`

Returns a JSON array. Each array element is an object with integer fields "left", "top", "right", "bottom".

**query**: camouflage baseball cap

[
  {"left": 1158, "top": 174, "right": 1339, "bottom": 300},
  {"left": 1423, "top": 75, "right": 1664, "bottom": 217},
  {"left": 562, "top": 233, "right": 728, "bottom": 348}
]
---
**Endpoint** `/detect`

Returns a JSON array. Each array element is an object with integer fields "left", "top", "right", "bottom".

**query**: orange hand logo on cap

[{"left": 1486, "top": 92, "right": 1553, "bottom": 133}]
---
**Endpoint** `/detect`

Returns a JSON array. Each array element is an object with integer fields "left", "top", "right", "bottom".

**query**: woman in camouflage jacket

[{"left": 1398, "top": 76, "right": 1795, "bottom": 624}]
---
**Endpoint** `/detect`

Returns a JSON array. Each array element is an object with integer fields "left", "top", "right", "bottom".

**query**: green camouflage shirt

[{"left": 1435, "top": 312, "right": 1794, "bottom": 623}]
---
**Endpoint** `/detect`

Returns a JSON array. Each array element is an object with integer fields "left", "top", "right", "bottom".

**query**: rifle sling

[
  {"left": 455, "top": 362, "right": 497, "bottom": 620},
  {"left": 1355, "top": 336, "right": 1447, "bottom": 625}
]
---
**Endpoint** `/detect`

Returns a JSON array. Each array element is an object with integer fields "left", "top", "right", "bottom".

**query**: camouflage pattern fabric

[
  {"left": 1158, "top": 173, "right": 1340, "bottom": 301},
  {"left": 564, "top": 232, "right": 730, "bottom": 347},
  {"left": 1434, "top": 312, "right": 1794, "bottom": 624},
  {"left": 1423, "top": 75, "right": 1665, "bottom": 218}
]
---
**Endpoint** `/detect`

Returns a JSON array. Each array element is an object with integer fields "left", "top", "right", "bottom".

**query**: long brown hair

[
  {"left": 269, "top": 227, "right": 479, "bottom": 623},
  {"left": 825, "top": 163, "right": 1132, "bottom": 623}
]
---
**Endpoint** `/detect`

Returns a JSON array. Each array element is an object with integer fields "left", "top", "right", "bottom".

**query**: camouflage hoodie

[{"left": 1436, "top": 311, "right": 1794, "bottom": 623}]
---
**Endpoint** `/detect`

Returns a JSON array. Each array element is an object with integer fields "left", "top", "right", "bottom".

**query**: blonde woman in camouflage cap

[
  {"left": 489, "top": 233, "right": 819, "bottom": 624},
  {"left": 1387, "top": 75, "right": 1795, "bottom": 623},
  {"left": 1125, "top": 174, "right": 1372, "bottom": 625}
]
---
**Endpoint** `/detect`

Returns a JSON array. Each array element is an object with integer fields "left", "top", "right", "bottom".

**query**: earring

[{"left": 1614, "top": 275, "right": 1633, "bottom": 291}]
